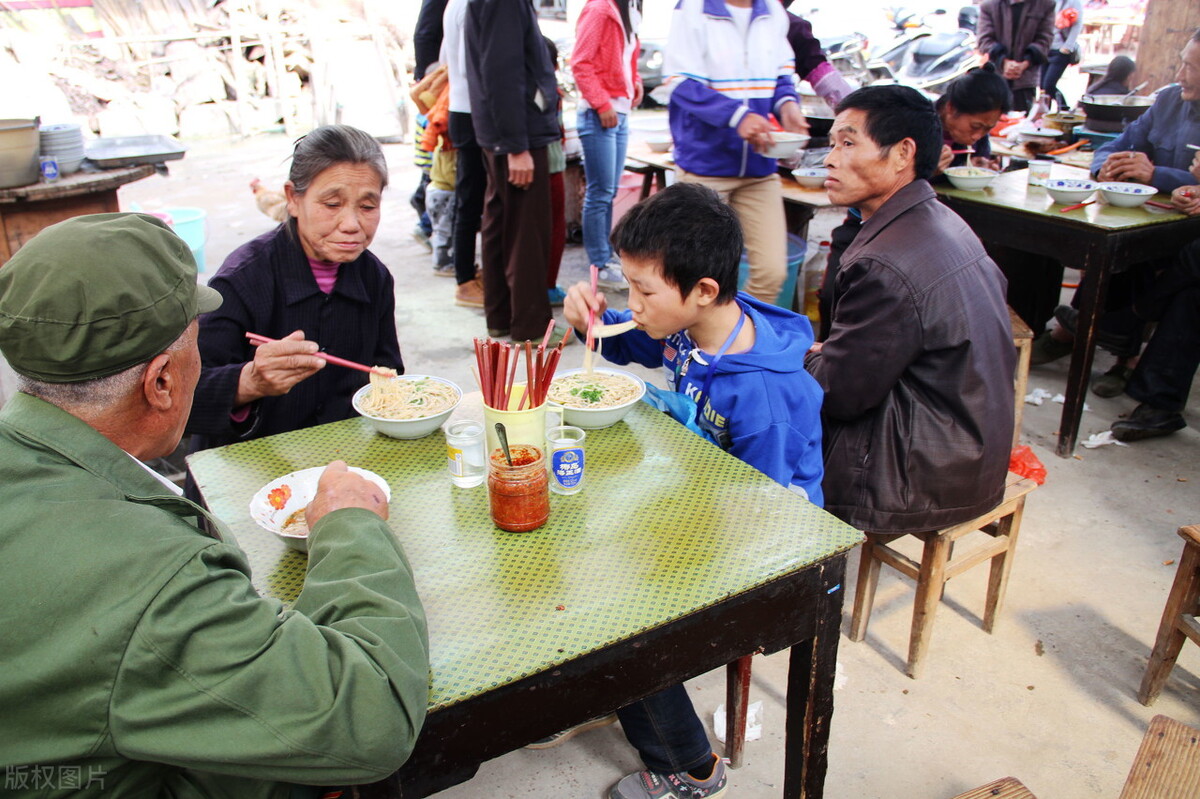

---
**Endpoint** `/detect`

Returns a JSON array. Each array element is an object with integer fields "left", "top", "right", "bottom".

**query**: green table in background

[
  {"left": 188, "top": 403, "right": 862, "bottom": 798},
  {"left": 936, "top": 169, "right": 1200, "bottom": 457}
]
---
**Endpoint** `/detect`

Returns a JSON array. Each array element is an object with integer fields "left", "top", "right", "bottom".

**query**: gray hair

[
  {"left": 285, "top": 124, "right": 388, "bottom": 236},
  {"left": 18, "top": 327, "right": 192, "bottom": 412}
]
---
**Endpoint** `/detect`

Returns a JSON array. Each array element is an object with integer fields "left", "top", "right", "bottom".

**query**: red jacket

[{"left": 571, "top": 0, "right": 640, "bottom": 114}]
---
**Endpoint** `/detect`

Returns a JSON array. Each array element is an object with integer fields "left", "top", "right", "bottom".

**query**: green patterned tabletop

[
  {"left": 188, "top": 403, "right": 862, "bottom": 712},
  {"left": 936, "top": 169, "right": 1188, "bottom": 230}
]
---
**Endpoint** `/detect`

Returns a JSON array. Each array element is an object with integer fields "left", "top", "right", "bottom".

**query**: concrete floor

[{"left": 120, "top": 128, "right": 1200, "bottom": 799}]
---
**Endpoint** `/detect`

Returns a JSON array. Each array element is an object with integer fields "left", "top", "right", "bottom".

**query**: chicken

[{"left": 250, "top": 178, "right": 288, "bottom": 223}]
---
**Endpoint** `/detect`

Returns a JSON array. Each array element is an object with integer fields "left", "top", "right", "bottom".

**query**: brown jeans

[{"left": 480, "top": 147, "right": 553, "bottom": 340}]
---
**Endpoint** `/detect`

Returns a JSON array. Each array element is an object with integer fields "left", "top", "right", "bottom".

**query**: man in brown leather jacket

[{"left": 806, "top": 85, "right": 1015, "bottom": 535}]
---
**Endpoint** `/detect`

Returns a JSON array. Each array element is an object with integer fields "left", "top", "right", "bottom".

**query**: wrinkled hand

[
  {"left": 507, "top": 151, "right": 534, "bottom": 188},
  {"left": 563, "top": 280, "right": 608, "bottom": 334},
  {"left": 306, "top": 461, "right": 390, "bottom": 529},
  {"left": 779, "top": 102, "right": 810, "bottom": 137},
  {"left": 236, "top": 329, "right": 323, "bottom": 406},
  {"left": 1099, "top": 150, "right": 1154, "bottom": 183},
  {"left": 1002, "top": 59, "right": 1029, "bottom": 80},
  {"left": 736, "top": 112, "right": 775, "bottom": 154},
  {"left": 598, "top": 108, "right": 619, "bottom": 128},
  {"left": 936, "top": 144, "right": 955, "bottom": 175},
  {"left": 1171, "top": 185, "right": 1200, "bottom": 216}
]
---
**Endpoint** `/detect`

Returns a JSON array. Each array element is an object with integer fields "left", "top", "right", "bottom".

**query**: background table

[
  {"left": 935, "top": 170, "right": 1200, "bottom": 457},
  {"left": 0, "top": 165, "right": 155, "bottom": 266},
  {"left": 188, "top": 403, "right": 862, "bottom": 798}
]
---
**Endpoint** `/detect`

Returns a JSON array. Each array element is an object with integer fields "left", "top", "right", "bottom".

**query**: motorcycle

[{"left": 864, "top": 5, "right": 982, "bottom": 95}]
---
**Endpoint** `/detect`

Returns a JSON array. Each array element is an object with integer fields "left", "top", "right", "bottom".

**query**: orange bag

[{"left": 1009, "top": 445, "right": 1047, "bottom": 486}]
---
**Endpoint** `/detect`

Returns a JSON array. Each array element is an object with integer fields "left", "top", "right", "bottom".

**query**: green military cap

[{"left": 0, "top": 212, "right": 222, "bottom": 383}]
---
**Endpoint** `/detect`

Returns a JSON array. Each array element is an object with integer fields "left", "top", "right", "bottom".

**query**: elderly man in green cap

[{"left": 0, "top": 213, "right": 429, "bottom": 798}]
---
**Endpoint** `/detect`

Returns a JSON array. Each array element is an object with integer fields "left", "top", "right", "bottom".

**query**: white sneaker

[{"left": 596, "top": 264, "right": 628, "bottom": 290}]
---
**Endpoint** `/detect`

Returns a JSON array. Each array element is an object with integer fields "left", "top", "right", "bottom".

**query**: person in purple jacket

[
  {"left": 187, "top": 125, "right": 402, "bottom": 453},
  {"left": 664, "top": 0, "right": 809, "bottom": 306}
]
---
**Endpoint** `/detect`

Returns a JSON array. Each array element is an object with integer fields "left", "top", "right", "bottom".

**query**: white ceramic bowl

[
  {"left": 791, "top": 167, "right": 828, "bottom": 188},
  {"left": 944, "top": 166, "right": 999, "bottom": 191},
  {"left": 352, "top": 375, "right": 462, "bottom": 439},
  {"left": 1044, "top": 178, "right": 1097, "bottom": 205},
  {"left": 762, "top": 131, "right": 810, "bottom": 160},
  {"left": 250, "top": 466, "right": 391, "bottom": 552},
  {"left": 547, "top": 367, "right": 646, "bottom": 430},
  {"left": 646, "top": 135, "right": 672, "bottom": 153},
  {"left": 1098, "top": 181, "right": 1156, "bottom": 208}
]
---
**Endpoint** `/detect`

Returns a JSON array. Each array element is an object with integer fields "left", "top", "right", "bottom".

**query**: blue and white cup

[{"left": 546, "top": 425, "right": 586, "bottom": 495}]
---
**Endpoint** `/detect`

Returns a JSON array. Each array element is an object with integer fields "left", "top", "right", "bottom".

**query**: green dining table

[
  {"left": 935, "top": 169, "right": 1200, "bottom": 457},
  {"left": 187, "top": 401, "right": 863, "bottom": 798}
]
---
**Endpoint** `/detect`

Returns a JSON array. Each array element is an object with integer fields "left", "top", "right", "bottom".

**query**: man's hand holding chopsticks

[{"left": 236, "top": 329, "right": 325, "bottom": 406}]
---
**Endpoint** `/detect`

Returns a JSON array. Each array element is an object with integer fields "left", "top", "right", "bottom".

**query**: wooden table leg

[
  {"left": 1056, "top": 256, "right": 1110, "bottom": 457},
  {"left": 783, "top": 560, "right": 845, "bottom": 799},
  {"left": 725, "top": 655, "right": 753, "bottom": 768}
]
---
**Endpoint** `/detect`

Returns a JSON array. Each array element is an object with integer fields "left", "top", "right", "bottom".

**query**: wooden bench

[
  {"left": 951, "top": 776, "right": 1038, "bottom": 799},
  {"left": 1138, "top": 525, "right": 1200, "bottom": 706},
  {"left": 1118, "top": 715, "right": 1200, "bottom": 798},
  {"left": 849, "top": 471, "right": 1039, "bottom": 678}
]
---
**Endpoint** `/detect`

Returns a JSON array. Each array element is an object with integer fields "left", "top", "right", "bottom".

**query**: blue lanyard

[{"left": 680, "top": 308, "right": 746, "bottom": 427}]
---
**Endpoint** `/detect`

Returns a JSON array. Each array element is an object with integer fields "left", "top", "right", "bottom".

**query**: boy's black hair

[
  {"left": 610, "top": 182, "right": 743, "bottom": 303},
  {"left": 937, "top": 63, "right": 1012, "bottom": 116},
  {"left": 835, "top": 85, "right": 943, "bottom": 181}
]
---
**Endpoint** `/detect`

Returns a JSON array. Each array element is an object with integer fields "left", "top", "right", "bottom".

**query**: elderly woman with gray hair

[{"left": 187, "top": 124, "right": 404, "bottom": 452}]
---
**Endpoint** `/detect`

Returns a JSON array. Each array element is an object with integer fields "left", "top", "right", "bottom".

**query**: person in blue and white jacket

[{"left": 663, "top": 0, "right": 809, "bottom": 306}]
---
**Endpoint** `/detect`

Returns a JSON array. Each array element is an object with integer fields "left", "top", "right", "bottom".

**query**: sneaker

[
  {"left": 412, "top": 225, "right": 432, "bottom": 252},
  {"left": 1029, "top": 330, "right": 1074, "bottom": 366},
  {"left": 455, "top": 278, "right": 485, "bottom": 308},
  {"left": 597, "top": 264, "right": 628, "bottom": 291},
  {"left": 1110, "top": 403, "right": 1186, "bottom": 442},
  {"left": 609, "top": 754, "right": 727, "bottom": 799},
  {"left": 1091, "top": 363, "right": 1134, "bottom": 398},
  {"left": 548, "top": 286, "right": 567, "bottom": 306},
  {"left": 525, "top": 714, "right": 617, "bottom": 749},
  {"left": 433, "top": 262, "right": 456, "bottom": 278}
]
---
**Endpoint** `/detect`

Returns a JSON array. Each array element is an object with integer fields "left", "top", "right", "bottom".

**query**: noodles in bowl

[
  {"left": 353, "top": 374, "right": 462, "bottom": 439},
  {"left": 548, "top": 367, "right": 646, "bottom": 429}
]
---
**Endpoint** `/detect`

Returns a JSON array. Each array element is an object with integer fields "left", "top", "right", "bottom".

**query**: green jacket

[{"left": 0, "top": 393, "right": 429, "bottom": 798}]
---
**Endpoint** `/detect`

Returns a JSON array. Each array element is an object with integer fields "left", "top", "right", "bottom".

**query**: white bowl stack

[{"left": 39, "top": 123, "right": 85, "bottom": 175}]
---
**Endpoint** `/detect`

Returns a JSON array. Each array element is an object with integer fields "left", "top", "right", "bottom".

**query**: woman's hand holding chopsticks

[{"left": 236, "top": 330, "right": 326, "bottom": 406}]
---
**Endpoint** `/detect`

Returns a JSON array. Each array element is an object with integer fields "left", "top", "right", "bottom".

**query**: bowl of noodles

[
  {"left": 250, "top": 466, "right": 391, "bottom": 552},
  {"left": 352, "top": 373, "right": 462, "bottom": 439},
  {"left": 547, "top": 367, "right": 646, "bottom": 429}
]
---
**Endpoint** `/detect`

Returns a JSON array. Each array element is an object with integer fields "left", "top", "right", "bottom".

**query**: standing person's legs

[
  {"left": 451, "top": 112, "right": 487, "bottom": 288},
  {"left": 730, "top": 175, "right": 787, "bottom": 303},
  {"left": 425, "top": 186, "right": 456, "bottom": 269},
  {"left": 1041, "top": 51, "right": 1070, "bottom": 107},
  {"left": 615, "top": 684, "right": 716, "bottom": 776},
  {"left": 578, "top": 109, "right": 627, "bottom": 267},
  {"left": 479, "top": 149, "right": 511, "bottom": 335},
  {"left": 548, "top": 170, "right": 566, "bottom": 290}
]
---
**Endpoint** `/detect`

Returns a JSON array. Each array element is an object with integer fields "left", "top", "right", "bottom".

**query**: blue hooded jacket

[{"left": 594, "top": 293, "right": 824, "bottom": 506}]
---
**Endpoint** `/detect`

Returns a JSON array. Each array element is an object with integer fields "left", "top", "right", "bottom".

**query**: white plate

[{"left": 249, "top": 466, "right": 391, "bottom": 552}]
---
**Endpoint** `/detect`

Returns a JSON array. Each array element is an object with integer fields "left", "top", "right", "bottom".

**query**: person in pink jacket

[{"left": 571, "top": 0, "right": 642, "bottom": 289}]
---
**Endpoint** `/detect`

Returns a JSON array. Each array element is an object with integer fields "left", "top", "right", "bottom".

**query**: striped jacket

[{"left": 664, "top": 0, "right": 798, "bottom": 178}]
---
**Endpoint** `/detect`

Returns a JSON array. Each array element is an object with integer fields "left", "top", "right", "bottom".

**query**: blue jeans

[
  {"left": 617, "top": 683, "right": 713, "bottom": 775},
  {"left": 577, "top": 108, "right": 629, "bottom": 267}
]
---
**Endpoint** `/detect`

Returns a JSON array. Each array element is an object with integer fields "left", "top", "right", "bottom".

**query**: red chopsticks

[
  {"left": 244, "top": 332, "right": 393, "bottom": 376},
  {"left": 1145, "top": 200, "right": 1176, "bottom": 211},
  {"left": 1059, "top": 200, "right": 1095, "bottom": 213},
  {"left": 473, "top": 325, "right": 571, "bottom": 410}
]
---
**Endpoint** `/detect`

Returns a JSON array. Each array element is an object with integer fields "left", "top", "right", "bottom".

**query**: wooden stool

[
  {"left": 951, "top": 776, "right": 1038, "bottom": 799},
  {"left": 849, "top": 471, "right": 1038, "bottom": 678},
  {"left": 1118, "top": 715, "right": 1200, "bottom": 798},
  {"left": 1138, "top": 525, "right": 1200, "bottom": 706},
  {"left": 1009, "top": 306, "right": 1033, "bottom": 448}
]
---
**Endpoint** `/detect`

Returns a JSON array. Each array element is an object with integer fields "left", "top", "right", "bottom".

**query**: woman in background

[
  {"left": 935, "top": 64, "right": 1013, "bottom": 173},
  {"left": 1041, "top": 0, "right": 1084, "bottom": 109},
  {"left": 1088, "top": 54, "right": 1136, "bottom": 95},
  {"left": 571, "top": 0, "right": 642, "bottom": 290}
]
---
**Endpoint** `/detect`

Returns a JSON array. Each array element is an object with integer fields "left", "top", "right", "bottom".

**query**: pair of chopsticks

[
  {"left": 244, "top": 332, "right": 394, "bottom": 377},
  {"left": 583, "top": 265, "right": 600, "bottom": 375},
  {"left": 472, "top": 321, "right": 570, "bottom": 410},
  {"left": 1059, "top": 200, "right": 1095, "bottom": 213},
  {"left": 1145, "top": 200, "right": 1177, "bottom": 211}
]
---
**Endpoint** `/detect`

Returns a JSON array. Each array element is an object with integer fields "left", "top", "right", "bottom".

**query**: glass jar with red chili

[{"left": 487, "top": 444, "right": 550, "bottom": 532}]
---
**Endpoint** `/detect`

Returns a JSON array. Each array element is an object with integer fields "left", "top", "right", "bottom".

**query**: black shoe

[
  {"left": 1091, "top": 364, "right": 1134, "bottom": 398},
  {"left": 1053, "top": 305, "right": 1135, "bottom": 355},
  {"left": 1110, "top": 403, "right": 1187, "bottom": 442},
  {"left": 1030, "top": 331, "right": 1074, "bottom": 366}
]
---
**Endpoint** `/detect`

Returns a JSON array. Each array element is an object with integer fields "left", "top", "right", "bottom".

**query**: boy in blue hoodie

[{"left": 562, "top": 181, "right": 823, "bottom": 799}]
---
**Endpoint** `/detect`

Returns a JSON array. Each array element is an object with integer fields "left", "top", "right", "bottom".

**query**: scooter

[{"left": 864, "top": 5, "right": 982, "bottom": 95}]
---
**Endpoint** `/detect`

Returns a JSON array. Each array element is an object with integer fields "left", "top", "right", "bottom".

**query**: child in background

[
  {"left": 410, "top": 65, "right": 449, "bottom": 253},
  {"left": 562, "top": 182, "right": 824, "bottom": 799},
  {"left": 420, "top": 65, "right": 457, "bottom": 276}
]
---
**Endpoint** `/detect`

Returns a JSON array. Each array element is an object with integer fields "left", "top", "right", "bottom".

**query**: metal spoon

[
  {"left": 495, "top": 422, "right": 513, "bottom": 466},
  {"left": 1121, "top": 81, "right": 1148, "bottom": 104}
]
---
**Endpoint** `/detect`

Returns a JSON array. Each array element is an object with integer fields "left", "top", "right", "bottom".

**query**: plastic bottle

[{"left": 802, "top": 241, "right": 829, "bottom": 329}]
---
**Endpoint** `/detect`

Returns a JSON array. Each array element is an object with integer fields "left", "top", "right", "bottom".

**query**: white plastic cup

[
  {"left": 445, "top": 420, "right": 485, "bottom": 488},
  {"left": 545, "top": 425, "right": 587, "bottom": 495},
  {"left": 1028, "top": 159, "right": 1053, "bottom": 187}
]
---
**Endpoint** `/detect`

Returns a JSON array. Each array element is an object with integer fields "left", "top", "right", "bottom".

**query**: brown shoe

[{"left": 455, "top": 278, "right": 484, "bottom": 308}]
